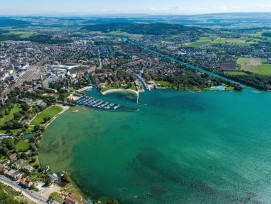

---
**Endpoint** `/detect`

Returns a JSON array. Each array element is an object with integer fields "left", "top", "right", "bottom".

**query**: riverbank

[{"left": 101, "top": 88, "right": 139, "bottom": 96}]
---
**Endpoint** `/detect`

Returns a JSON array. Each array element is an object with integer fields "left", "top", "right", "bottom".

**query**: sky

[{"left": 1, "top": 0, "right": 271, "bottom": 16}]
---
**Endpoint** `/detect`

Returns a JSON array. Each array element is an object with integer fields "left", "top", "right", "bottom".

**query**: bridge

[{"left": 136, "top": 74, "right": 150, "bottom": 91}]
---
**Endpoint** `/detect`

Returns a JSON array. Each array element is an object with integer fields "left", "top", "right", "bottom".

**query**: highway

[{"left": 0, "top": 175, "right": 49, "bottom": 204}]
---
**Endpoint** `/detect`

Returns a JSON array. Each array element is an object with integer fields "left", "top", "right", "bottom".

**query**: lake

[{"left": 39, "top": 88, "right": 271, "bottom": 203}]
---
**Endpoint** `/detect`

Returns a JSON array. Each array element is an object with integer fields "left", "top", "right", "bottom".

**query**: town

[{"left": 1, "top": 15, "right": 271, "bottom": 204}]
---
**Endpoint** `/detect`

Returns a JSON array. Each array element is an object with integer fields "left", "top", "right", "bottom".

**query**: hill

[
  {"left": 0, "top": 17, "right": 30, "bottom": 27},
  {"left": 83, "top": 23, "right": 198, "bottom": 35}
]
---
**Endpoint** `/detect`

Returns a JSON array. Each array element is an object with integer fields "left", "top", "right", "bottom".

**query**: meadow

[{"left": 30, "top": 106, "right": 63, "bottom": 125}]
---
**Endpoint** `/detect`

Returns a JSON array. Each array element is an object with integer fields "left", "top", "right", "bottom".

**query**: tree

[
  {"left": 21, "top": 103, "right": 29, "bottom": 112},
  {"left": 0, "top": 147, "right": 8, "bottom": 156},
  {"left": 21, "top": 153, "right": 27, "bottom": 159},
  {"left": 14, "top": 113, "right": 22, "bottom": 120},
  {"left": 34, "top": 124, "right": 41, "bottom": 131},
  {"left": 61, "top": 172, "right": 70, "bottom": 183},
  {"left": 2, "top": 138, "right": 15, "bottom": 150},
  {"left": 43, "top": 116, "right": 51, "bottom": 123}
]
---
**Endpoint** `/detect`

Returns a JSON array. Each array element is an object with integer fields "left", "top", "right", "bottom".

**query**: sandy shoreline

[{"left": 101, "top": 88, "right": 139, "bottom": 96}]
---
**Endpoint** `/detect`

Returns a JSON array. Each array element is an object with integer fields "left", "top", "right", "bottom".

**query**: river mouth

[{"left": 40, "top": 89, "right": 271, "bottom": 203}]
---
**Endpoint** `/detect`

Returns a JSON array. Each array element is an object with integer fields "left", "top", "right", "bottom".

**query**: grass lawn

[
  {"left": 155, "top": 80, "right": 172, "bottom": 87},
  {"left": 49, "top": 192, "right": 64, "bottom": 203},
  {"left": 64, "top": 183, "right": 84, "bottom": 203},
  {"left": 0, "top": 104, "right": 22, "bottom": 126},
  {"left": 26, "top": 126, "right": 34, "bottom": 133},
  {"left": 225, "top": 71, "right": 248, "bottom": 76},
  {"left": 16, "top": 140, "right": 31, "bottom": 151},
  {"left": 129, "top": 84, "right": 138, "bottom": 91},
  {"left": 31, "top": 106, "right": 63, "bottom": 125},
  {"left": 225, "top": 86, "right": 235, "bottom": 90}
]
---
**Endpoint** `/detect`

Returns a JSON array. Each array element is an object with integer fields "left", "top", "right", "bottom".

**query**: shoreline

[
  {"left": 38, "top": 105, "right": 87, "bottom": 203},
  {"left": 101, "top": 88, "right": 139, "bottom": 96},
  {"left": 44, "top": 104, "right": 70, "bottom": 128}
]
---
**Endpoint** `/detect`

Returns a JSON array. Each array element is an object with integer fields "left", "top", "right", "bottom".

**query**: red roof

[{"left": 65, "top": 197, "right": 78, "bottom": 204}]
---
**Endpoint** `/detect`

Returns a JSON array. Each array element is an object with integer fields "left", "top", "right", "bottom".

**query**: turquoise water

[
  {"left": 40, "top": 88, "right": 271, "bottom": 203},
  {"left": 211, "top": 86, "right": 226, "bottom": 90}
]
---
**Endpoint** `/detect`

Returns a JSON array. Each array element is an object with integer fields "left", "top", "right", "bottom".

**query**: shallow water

[{"left": 40, "top": 89, "right": 271, "bottom": 203}]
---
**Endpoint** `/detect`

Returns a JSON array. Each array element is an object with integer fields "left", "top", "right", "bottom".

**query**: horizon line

[{"left": 1, "top": 11, "right": 271, "bottom": 18}]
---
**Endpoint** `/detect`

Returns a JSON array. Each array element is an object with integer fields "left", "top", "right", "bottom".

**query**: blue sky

[{"left": 1, "top": 0, "right": 271, "bottom": 15}]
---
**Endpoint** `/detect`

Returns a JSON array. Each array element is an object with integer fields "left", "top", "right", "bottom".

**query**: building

[
  {"left": 7, "top": 169, "right": 22, "bottom": 181},
  {"left": 24, "top": 165, "right": 34, "bottom": 173},
  {"left": 65, "top": 197, "right": 78, "bottom": 204},
  {"left": 19, "top": 177, "right": 33, "bottom": 188},
  {"left": 0, "top": 164, "right": 8, "bottom": 174},
  {"left": 9, "top": 153, "right": 17, "bottom": 161},
  {"left": 1, "top": 159, "right": 10, "bottom": 167},
  {"left": 12, "top": 159, "right": 25, "bottom": 170},
  {"left": 47, "top": 173, "right": 58, "bottom": 184}
]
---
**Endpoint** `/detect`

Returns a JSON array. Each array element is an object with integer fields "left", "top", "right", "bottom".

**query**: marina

[{"left": 76, "top": 96, "right": 138, "bottom": 112}]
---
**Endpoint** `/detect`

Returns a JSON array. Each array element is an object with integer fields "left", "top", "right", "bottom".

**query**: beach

[{"left": 101, "top": 88, "right": 139, "bottom": 96}]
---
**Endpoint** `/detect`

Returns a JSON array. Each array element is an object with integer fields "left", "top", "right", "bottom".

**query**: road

[
  {"left": 136, "top": 74, "right": 150, "bottom": 91},
  {"left": 0, "top": 175, "right": 49, "bottom": 204},
  {"left": 97, "top": 48, "right": 102, "bottom": 69}
]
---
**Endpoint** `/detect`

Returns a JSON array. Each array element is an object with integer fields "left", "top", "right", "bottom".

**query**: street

[{"left": 0, "top": 175, "right": 49, "bottom": 204}]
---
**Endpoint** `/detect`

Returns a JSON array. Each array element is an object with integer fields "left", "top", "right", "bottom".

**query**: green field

[
  {"left": 31, "top": 106, "right": 63, "bottom": 125},
  {"left": 237, "top": 58, "right": 266, "bottom": 65},
  {"left": 3, "top": 31, "right": 35, "bottom": 38},
  {"left": 49, "top": 192, "right": 64, "bottom": 203},
  {"left": 225, "top": 71, "right": 248, "bottom": 76},
  {"left": 0, "top": 104, "right": 22, "bottom": 126},
  {"left": 184, "top": 37, "right": 214, "bottom": 48},
  {"left": 16, "top": 140, "right": 31, "bottom": 151},
  {"left": 211, "top": 38, "right": 251, "bottom": 46},
  {"left": 155, "top": 80, "right": 172, "bottom": 87},
  {"left": 237, "top": 58, "right": 271, "bottom": 75},
  {"left": 251, "top": 65, "right": 271, "bottom": 75}
]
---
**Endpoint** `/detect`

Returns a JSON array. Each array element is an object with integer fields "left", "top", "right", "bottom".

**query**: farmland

[{"left": 237, "top": 58, "right": 271, "bottom": 75}]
